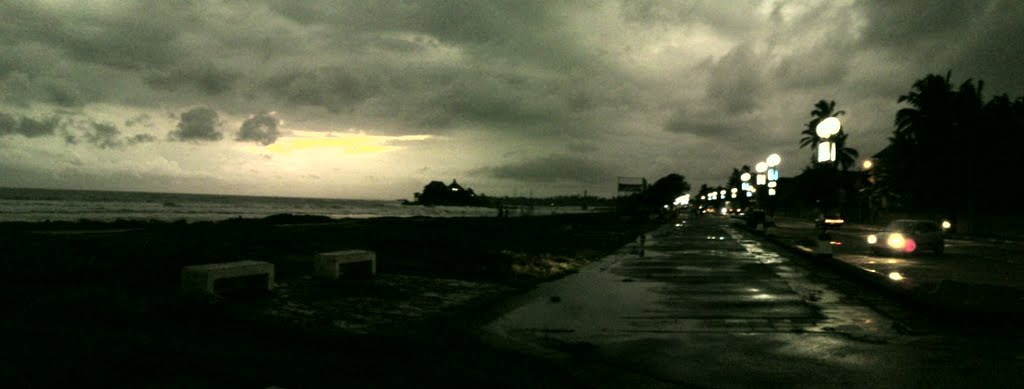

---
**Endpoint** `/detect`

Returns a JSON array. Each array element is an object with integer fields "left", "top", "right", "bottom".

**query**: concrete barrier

[
  {"left": 314, "top": 250, "right": 376, "bottom": 279},
  {"left": 181, "top": 260, "right": 275, "bottom": 296}
]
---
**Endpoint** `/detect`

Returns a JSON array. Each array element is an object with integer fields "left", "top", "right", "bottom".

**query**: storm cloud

[
  {"left": 145, "top": 62, "right": 241, "bottom": 95},
  {"left": 474, "top": 155, "right": 614, "bottom": 185},
  {"left": 236, "top": 113, "right": 280, "bottom": 146},
  {"left": 0, "top": 112, "right": 61, "bottom": 138},
  {"left": 1, "top": 1, "right": 1022, "bottom": 198},
  {"left": 704, "top": 43, "right": 766, "bottom": 114},
  {"left": 85, "top": 122, "right": 122, "bottom": 149},
  {"left": 169, "top": 107, "right": 222, "bottom": 142},
  {"left": 261, "top": 67, "right": 375, "bottom": 112},
  {"left": 78, "top": 121, "right": 156, "bottom": 149}
]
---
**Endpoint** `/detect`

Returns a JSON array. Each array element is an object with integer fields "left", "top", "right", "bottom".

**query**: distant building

[
  {"left": 411, "top": 179, "right": 485, "bottom": 206},
  {"left": 448, "top": 179, "right": 466, "bottom": 193}
]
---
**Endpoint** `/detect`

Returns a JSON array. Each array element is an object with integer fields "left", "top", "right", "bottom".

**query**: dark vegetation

[
  {"left": 700, "top": 71, "right": 1024, "bottom": 235},
  {"left": 872, "top": 72, "right": 1024, "bottom": 232},
  {"left": 614, "top": 173, "right": 692, "bottom": 218},
  {"left": 405, "top": 176, "right": 690, "bottom": 212},
  {"left": 408, "top": 179, "right": 488, "bottom": 206},
  {"left": 0, "top": 212, "right": 658, "bottom": 387}
]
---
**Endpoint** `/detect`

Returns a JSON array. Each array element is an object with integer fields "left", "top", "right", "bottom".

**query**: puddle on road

[
  {"left": 674, "top": 265, "right": 715, "bottom": 272},
  {"left": 672, "top": 249, "right": 752, "bottom": 259},
  {"left": 488, "top": 246, "right": 673, "bottom": 343}
]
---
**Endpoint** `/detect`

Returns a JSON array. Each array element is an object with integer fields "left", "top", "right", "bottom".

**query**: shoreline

[{"left": 0, "top": 204, "right": 614, "bottom": 225}]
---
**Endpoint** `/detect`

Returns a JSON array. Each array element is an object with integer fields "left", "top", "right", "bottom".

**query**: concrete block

[
  {"left": 314, "top": 250, "right": 376, "bottom": 279},
  {"left": 181, "top": 260, "right": 275, "bottom": 296}
]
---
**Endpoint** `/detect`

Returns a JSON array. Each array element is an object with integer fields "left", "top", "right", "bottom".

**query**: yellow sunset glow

[{"left": 262, "top": 132, "right": 432, "bottom": 155}]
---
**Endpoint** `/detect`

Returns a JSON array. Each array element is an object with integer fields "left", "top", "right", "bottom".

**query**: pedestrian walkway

[{"left": 485, "top": 215, "right": 1024, "bottom": 387}]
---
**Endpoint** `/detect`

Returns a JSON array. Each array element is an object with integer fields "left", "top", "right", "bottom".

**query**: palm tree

[
  {"left": 888, "top": 71, "right": 988, "bottom": 222},
  {"left": 797, "top": 100, "right": 860, "bottom": 218},
  {"left": 726, "top": 165, "right": 753, "bottom": 208},
  {"left": 894, "top": 72, "right": 954, "bottom": 146},
  {"left": 832, "top": 131, "right": 859, "bottom": 172},
  {"left": 799, "top": 100, "right": 846, "bottom": 165}
]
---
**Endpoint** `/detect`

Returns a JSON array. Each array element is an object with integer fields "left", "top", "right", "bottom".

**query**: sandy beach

[{"left": 0, "top": 212, "right": 656, "bottom": 387}]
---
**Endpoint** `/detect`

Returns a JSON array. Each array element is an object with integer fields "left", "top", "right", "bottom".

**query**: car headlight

[
  {"left": 886, "top": 233, "right": 906, "bottom": 249},
  {"left": 866, "top": 234, "right": 877, "bottom": 244}
]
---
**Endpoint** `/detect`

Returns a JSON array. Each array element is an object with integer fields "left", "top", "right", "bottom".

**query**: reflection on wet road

[{"left": 487, "top": 215, "right": 1023, "bottom": 387}]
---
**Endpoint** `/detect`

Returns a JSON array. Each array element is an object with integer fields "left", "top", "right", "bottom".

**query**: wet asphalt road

[
  {"left": 486, "top": 215, "right": 1024, "bottom": 388},
  {"left": 823, "top": 224, "right": 1024, "bottom": 291}
]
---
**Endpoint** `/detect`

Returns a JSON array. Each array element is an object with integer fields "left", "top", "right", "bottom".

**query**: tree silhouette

[
  {"left": 832, "top": 131, "right": 859, "bottom": 172},
  {"left": 799, "top": 100, "right": 857, "bottom": 168},
  {"left": 893, "top": 73, "right": 983, "bottom": 211},
  {"left": 726, "top": 165, "right": 752, "bottom": 208},
  {"left": 641, "top": 173, "right": 691, "bottom": 209},
  {"left": 872, "top": 71, "right": 1022, "bottom": 231},
  {"left": 798, "top": 99, "right": 847, "bottom": 163},
  {"left": 413, "top": 179, "right": 484, "bottom": 206},
  {"left": 796, "top": 99, "right": 861, "bottom": 218}
]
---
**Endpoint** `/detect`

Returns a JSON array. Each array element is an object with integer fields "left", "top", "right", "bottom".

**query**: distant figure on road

[
  {"left": 639, "top": 234, "right": 646, "bottom": 257},
  {"left": 747, "top": 210, "right": 766, "bottom": 230}
]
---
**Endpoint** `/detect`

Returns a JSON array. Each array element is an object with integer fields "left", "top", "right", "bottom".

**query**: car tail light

[{"left": 903, "top": 238, "right": 917, "bottom": 253}]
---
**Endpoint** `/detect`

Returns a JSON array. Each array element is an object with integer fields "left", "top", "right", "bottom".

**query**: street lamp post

[
  {"left": 755, "top": 162, "right": 768, "bottom": 186},
  {"left": 814, "top": 117, "right": 841, "bottom": 256},
  {"left": 765, "top": 153, "right": 781, "bottom": 218},
  {"left": 816, "top": 117, "right": 841, "bottom": 214},
  {"left": 862, "top": 159, "right": 877, "bottom": 224},
  {"left": 816, "top": 117, "right": 840, "bottom": 164},
  {"left": 750, "top": 160, "right": 773, "bottom": 231},
  {"left": 740, "top": 172, "right": 752, "bottom": 198}
]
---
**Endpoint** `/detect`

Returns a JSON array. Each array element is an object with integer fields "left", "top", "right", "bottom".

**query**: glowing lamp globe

[
  {"left": 766, "top": 154, "right": 781, "bottom": 167},
  {"left": 815, "top": 117, "right": 841, "bottom": 138},
  {"left": 755, "top": 162, "right": 768, "bottom": 173}
]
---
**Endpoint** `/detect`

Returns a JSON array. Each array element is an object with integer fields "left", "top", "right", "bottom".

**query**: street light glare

[
  {"left": 817, "top": 142, "right": 830, "bottom": 162},
  {"left": 817, "top": 141, "right": 837, "bottom": 162},
  {"left": 755, "top": 162, "right": 768, "bottom": 173},
  {"left": 816, "top": 117, "right": 841, "bottom": 138},
  {"left": 862, "top": 160, "right": 873, "bottom": 170},
  {"left": 766, "top": 154, "right": 781, "bottom": 167},
  {"left": 740, "top": 172, "right": 751, "bottom": 182}
]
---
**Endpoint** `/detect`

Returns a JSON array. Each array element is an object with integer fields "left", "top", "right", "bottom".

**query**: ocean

[
  {"left": 0, "top": 187, "right": 501, "bottom": 223},
  {"left": 0, "top": 187, "right": 591, "bottom": 223}
]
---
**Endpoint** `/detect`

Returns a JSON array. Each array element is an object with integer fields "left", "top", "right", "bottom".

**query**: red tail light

[{"left": 903, "top": 238, "right": 917, "bottom": 253}]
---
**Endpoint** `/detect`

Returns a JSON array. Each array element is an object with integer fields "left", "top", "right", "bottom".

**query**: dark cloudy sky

[{"left": 1, "top": 1, "right": 1022, "bottom": 199}]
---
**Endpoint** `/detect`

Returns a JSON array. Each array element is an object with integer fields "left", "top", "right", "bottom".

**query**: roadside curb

[{"left": 735, "top": 222, "right": 1024, "bottom": 319}]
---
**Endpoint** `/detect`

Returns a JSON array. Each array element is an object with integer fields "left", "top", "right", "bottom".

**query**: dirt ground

[{"left": 0, "top": 213, "right": 657, "bottom": 387}]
